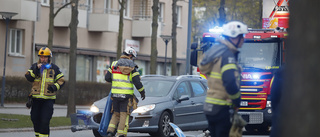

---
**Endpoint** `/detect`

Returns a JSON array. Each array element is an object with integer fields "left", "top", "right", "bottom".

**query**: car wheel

[
  {"left": 92, "top": 129, "right": 102, "bottom": 137},
  {"left": 154, "top": 111, "right": 172, "bottom": 137}
]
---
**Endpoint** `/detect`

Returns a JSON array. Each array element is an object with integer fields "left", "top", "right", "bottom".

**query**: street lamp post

[
  {"left": 160, "top": 35, "right": 172, "bottom": 76},
  {"left": 0, "top": 12, "right": 17, "bottom": 107}
]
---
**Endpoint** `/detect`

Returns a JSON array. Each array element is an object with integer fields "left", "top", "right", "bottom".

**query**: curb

[{"left": 0, "top": 126, "right": 70, "bottom": 133}]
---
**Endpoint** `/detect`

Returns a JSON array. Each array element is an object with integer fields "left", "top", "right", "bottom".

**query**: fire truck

[
  {"left": 191, "top": 27, "right": 287, "bottom": 132},
  {"left": 190, "top": 0, "right": 289, "bottom": 132}
]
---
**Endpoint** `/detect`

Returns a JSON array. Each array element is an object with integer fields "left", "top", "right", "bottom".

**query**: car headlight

[
  {"left": 132, "top": 104, "right": 156, "bottom": 114},
  {"left": 266, "top": 101, "right": 271, "bottom": 107},
  {"left": 90, "top": 104, "right": 99, "bottom": 113}
]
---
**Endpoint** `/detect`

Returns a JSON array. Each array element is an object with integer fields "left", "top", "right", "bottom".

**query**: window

[
  {"left": 9, "top": 29, "right": 23, "bottom": 56},
  {"left": 139, "top": 0, "right": 147, "bottom": 18},
  {"left": 77, "top": 55, "right": 93, "bottom": 81},
  {"left": 158, "top": 2, "right": 164, "bottom": 22},
  {"left": 87, "top": 0, "right": 93, "bottom": 13},
  {"left": 41, "top": 0, "right": 49, "bottom": 6},
  {"left": 190, "top": 81, "right": 206, "bottom": 97},
  {"left": 123, "top": 0, "right": 130, "bottom": 18},
  {"left": 173, "top": 82, "right": 191, "bottom": 100},
  {"left": 176, "top": 6, "right": 182, "bottom": 26},
  {"left": 105, "top": 0, "right": 111, "bottom": 13}
]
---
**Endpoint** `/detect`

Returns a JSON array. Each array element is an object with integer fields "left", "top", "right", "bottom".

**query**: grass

[{"left": 0, "top": 114, "right": 71, "bottom": 129}]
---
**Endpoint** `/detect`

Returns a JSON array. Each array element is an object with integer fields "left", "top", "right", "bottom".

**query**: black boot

[
  {"left": 118, "top": 135, "right": 125, "bottom": 137},
  {"left": 106, "top": 132, "right": 114, "bottom": 137}
]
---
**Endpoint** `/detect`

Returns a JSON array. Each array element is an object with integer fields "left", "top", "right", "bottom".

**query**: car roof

[{"left": 141, "top": 75, "right": 207, "bottom": 82}]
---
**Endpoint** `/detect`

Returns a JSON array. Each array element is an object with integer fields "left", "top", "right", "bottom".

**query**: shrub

[{"left": 0, "top": 76, "right": 111, "bottom": 105}]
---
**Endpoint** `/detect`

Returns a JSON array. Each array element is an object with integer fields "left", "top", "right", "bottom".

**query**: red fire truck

[{"left": 191, "top": 28, "right": 287, "bottom": 132}]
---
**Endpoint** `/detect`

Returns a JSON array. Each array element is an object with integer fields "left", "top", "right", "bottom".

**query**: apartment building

[{"left": 0, "top": 0, "right": 189, "bottom": 82}]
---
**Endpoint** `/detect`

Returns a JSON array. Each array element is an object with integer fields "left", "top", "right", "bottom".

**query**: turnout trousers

[
  {"left": 107, "top": 97, "right": 133, "bottom": 137},
  {"left": 205, "top": 106, "right": 232, "bottom": 137},
  {"left": 31, "top": 98, "right": 54, "bottom": 137}
]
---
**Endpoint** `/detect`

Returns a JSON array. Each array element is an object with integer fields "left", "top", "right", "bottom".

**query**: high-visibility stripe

[
  {"left": 35, "top": 132, "right": 40, "bottom": 136},
  {"left": 209, "top": 72, "right": 221, "bottom": 79},
  {"left": 205, "top": 97, "right": 232, "bottom": 106},
  {"left": 113, "top": 79, "right": 132, "bottom": 83},
  {"left": 138, "top": 87, "right": 144, "bottom": 92},
  {"left": 40, "top": 70, "right": 47, "bottom": 96},
  {"left": 132, "top": 72, "right": 139, "bottom": 77},
  {"left": 108, "top": 123, "right": 116, "bottom": 128},
  {"left": 39, "top": 134, "right": 49, "bottom": 137},
  {"left": 270, "top": 76, "right": 274, "bottom": 89},
  {"left": 28, "top": 70, "right": 36, "bottom": 78},
  {"left": 221, "top": 64, "right": 238, "bottom": 74},
  {"left": 46, "top": 79, "right": 54, "bottom": 83},
  {"left": 112, "top": 87, "right": 134, "bottom": 90},
  {"left": 55, "top": 73, "right": 64, "bottom": 81},
  {"left": 54, "top": 83, "right": 60, "bottom": 90},
  {"left": 32, "top": 94, "right": 56, "bottom": 99},
  {"left": 229, "top": 91, "right": 241, "bottom": 99},
  {"left": 108, "top": 68, "right": 112, "bottom": 73}
]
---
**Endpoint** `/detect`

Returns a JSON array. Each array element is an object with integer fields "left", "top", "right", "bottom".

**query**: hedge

[{"left": 0, "top": 76, "right": 111, "bottom": 105}]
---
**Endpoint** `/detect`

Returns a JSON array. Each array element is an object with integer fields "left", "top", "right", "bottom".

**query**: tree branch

[{"left": 54, "top": 2, "right": 72, "bottom": 18}]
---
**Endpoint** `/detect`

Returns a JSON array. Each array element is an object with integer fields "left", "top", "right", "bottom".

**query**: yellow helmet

[{"left": 38, "top": 47, "right": 52, "bottom": 57}]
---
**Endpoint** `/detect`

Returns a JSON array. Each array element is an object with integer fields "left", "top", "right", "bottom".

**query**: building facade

[{"left": 0, "top": 0, "right": 189, "bottom": 82}]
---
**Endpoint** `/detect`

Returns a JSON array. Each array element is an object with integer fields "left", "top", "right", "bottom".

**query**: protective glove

[
  {"left": 47, "top": 85, "right": 57, "bottom": 93},
  {"left": 140, "top": 91, "right": 145, "bottom": 100},
  {"left": 32, "top": 66, "right": 40, "bottom": 77},
  {"left": 26, "top": 95, "right": 33, "bottom": 109}
]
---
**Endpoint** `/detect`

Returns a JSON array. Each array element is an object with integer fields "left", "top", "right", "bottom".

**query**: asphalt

[{"left": 0, "top": 103, "right": 90, "bottom": 133}]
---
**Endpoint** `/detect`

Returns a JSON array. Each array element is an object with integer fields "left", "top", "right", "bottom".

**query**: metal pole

[
  {"left": 1, "top": 17, "right": 10, "bottom": 107},
  {"left": 185, "top": 0, "right": 192, "bottom": 75},
  {"left": 164, "top": 40, "right": 168, "bottom": 76}
]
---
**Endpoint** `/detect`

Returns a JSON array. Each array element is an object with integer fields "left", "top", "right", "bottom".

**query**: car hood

[{"left": 93, "top": 96, "right": 171, "bottom": 112}]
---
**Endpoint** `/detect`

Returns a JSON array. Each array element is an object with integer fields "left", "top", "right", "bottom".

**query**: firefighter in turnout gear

[
  {"left": 105, "top": 47, "right": 146, "bottom": 137},
  {"left": 199, "top": 21, "right": 248, "bottom": 137},
  {"left": 25, "top": 47, "right": 65, "bottom": 137}
]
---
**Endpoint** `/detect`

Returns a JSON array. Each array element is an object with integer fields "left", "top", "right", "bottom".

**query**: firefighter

[
  {"left": 199, "top": 21, "right": 248, "bottom": 137},
  {"left": 25, "top": 47, "right": 65, "bottom": 137},
  {"left": 105, "top": 47, "right": 146, "bottom": 137}
]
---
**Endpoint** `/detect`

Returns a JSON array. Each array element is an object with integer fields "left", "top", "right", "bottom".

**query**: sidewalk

[
  {"left": 0, "top": 103, "right": 90, "bottom": 116},
  {"left": 0, "top": 103, "right": 90, "bottom": 133}
]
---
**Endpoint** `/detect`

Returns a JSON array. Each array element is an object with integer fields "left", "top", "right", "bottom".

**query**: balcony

[
  {"left": 88, "top": 9, "right": 119, "bottom": 32},
  {"left": 131, "top": 16, "right": 162, "bottom": 37},
  {"left": 0, "top": 0, "right": 37, "bottom": 21},
  {"left": 54, "top": 8, "right": 87, "bottom": 28}
]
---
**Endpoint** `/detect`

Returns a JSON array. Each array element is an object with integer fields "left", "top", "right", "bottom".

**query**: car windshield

[
  {"left": 239, "top": 42, "right": 280, "bottom": 69},
  {"left": 134, "top": 80, "right": 175, "bottom": 97}
]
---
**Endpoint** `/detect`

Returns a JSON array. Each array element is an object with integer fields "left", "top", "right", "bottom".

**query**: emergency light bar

[{"left": 209, "top": 26, "right": 223, "bottom": 33}]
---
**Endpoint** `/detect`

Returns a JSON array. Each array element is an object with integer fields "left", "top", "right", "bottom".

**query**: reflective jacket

[
  {"left": 199, "top": 38, "right": 241, "bottom": 107},
  {"left": 105, "top": 55, "right": 145, "bottom": 97},
  {"left": 25, "top": 62, "right": 65, "bottom": 99}
]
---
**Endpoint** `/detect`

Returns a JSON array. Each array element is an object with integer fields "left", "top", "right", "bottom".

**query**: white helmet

[
  {"left": 124, "top": 47, "right": 137, "bottom": 57},
  {"left": 222, "top": 21, "right": 248, "bottom": 38}
]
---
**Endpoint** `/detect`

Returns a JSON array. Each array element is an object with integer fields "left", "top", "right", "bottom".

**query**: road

[{"left": 0, "top": 129, "right": 269, "bottom": 137}]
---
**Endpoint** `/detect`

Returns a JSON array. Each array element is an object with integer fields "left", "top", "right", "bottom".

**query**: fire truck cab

[{"left": 191, "top": 27, "right": 287, "bottom": 132}]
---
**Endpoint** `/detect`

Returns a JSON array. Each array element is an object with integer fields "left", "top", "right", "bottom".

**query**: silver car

[{"left": 71, "top": 75, "right": 208, "bottom": 137}]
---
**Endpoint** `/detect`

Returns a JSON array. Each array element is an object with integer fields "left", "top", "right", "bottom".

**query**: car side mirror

[{"left": 177, "top": 95, "right": 189, "bottom": 103}]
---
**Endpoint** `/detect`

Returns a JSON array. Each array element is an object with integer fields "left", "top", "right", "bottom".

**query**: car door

[
  {"left": 172, "top": 81, "right": 199, "bottom": 126},
  {"left": 189, "top": 81, "right": 207, "bottom": 125}
]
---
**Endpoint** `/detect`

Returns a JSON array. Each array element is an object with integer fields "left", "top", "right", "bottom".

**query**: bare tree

[
  {"left": 117, "top": 0, "right": 127, "bottom": 59},
  {"left": 150, "top": 0, "right": 160, "bottom": 74},
  {"left": 171, "top": 0, "right": 178, "bottom": 76},
  {"left": 48, "top": 0, "right": 71, "bottom": 49},
  {"left": 67, "top": 0, "right": 79, "bottom": 117},
  {"left": 218, "top": 0, "right": 226, "bottom": 26},
  {"left": 278, "top": 0, "right": 320, "bottom": 136}
]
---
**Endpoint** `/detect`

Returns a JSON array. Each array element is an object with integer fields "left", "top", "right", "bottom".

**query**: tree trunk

[
  {"left": 279, "top": 1, "right": 320, "bottom": 136},
  {"left": 67, "top": 0, "right": 79, "bottom": 117},
  {"left": 150, "top": 0, "right": 159, "bottom": 74},
  {"left": 218, "top": 0, "right": 226, "bottom": 26},
  {"left": 117, "top": 0, "right": 126, "bottom": 59},
  {"left": 171, "top": 0, "right": 177, "bottom": 76},
  {"left": 48, "top": 0, "right": 54, "bottom": 49}
]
